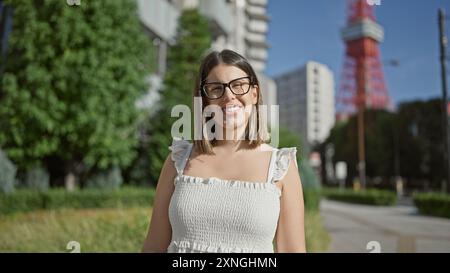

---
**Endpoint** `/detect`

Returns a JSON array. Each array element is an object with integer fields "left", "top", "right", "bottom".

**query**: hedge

[
  {"left": 413, "top": 192, "right": 450, "bottom": 219},
  {"left": 1, "top": 185, "right": 322, "bottom": 215},
  {"left": 303, "top": 189, "right": 321, "bottom": 212},
  {"left": 0, "top": 187, "right": 155, "bottom": 215},
  {"left": 322, "top": 187, "right": 397, "bottom": 206}
]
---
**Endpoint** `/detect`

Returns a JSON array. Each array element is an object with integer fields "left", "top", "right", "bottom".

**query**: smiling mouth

[{"left": 222, "top": 105, "right": 243, "bottom": 115}]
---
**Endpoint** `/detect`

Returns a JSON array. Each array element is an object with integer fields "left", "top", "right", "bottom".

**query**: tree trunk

[{"left": 64, "top": 171, "right": 76, "bottom": 192}]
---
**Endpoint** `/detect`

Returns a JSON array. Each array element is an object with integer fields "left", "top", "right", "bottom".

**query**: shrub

[
  {"left": 43, "top": 187, "right": 154, "bottom": 210},
  {"left": 0, "top": 149, "right": 16, "bottom": 194},
  {"left": 413, "top": 192, "right": 450, "bottom": 219},
  {"left": 299, "top": 159, "right": 322, "bottom": 212},
  {"left": 0, "top": 190, "right": 44, "bottom": 214},
  {"left": 323, "top": 187, "right": 397, "bottom": 206},
  {"left": 303, "top": 189, "right": 321, "bottom": 211},
  {"left": 0, "top": 186, "right": 155, "bottom": 215}
]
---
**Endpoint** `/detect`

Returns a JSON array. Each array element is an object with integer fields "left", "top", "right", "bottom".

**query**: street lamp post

[{"left": 384, "top": 58, "right": 403, "bottom": 196}]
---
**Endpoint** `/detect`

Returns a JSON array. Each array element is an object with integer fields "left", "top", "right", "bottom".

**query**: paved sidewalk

[{"left": 320, "top": 200, "right": 450, "bottom": 253}]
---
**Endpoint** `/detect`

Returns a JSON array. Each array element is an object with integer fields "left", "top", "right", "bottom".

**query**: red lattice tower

[
  {"left": 336, "top": 0, "right": 390, "bottom": 118},
  {"left": 336, "top": 0, "right": 391, "bottom": 188}
]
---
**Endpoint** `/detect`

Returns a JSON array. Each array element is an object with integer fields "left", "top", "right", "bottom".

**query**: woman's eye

[
  {"left": 232, "top": 82, "right": 249, "bottom": 89},
  {"left": 206, "top": 84, "right": 221, "bottom": 92}
]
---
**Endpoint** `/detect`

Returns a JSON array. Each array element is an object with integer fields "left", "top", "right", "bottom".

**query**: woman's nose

[{"left": 223, "top": 86, "right": 235, "bottom": 100}]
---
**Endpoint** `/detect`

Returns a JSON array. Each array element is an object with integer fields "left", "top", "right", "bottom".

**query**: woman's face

[{"left": 204, "top": 64, "right": 258, "bottom": 130}]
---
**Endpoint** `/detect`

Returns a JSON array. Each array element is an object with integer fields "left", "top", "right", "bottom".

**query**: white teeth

[{"left": 224, "top": 105, "right": 242, "bottom": 113}]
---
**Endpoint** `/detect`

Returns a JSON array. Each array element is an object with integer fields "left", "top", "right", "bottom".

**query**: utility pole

[{"left": 438, "top": 8, "right": 450, "bottom": 194}]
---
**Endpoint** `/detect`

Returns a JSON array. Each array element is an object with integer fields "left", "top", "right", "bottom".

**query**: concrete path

[{"left": 320, "top": 199, "right": 450, "bottom": 253}]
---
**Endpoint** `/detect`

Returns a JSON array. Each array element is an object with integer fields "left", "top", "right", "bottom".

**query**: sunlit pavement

[{"left": 320, "top": 199, "right": 450, "bottom": 253}]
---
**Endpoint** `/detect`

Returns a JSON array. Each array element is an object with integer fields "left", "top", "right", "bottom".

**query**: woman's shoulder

[
  {"left": 258, "top": 143, "right": 275, "bottom": 152},
  {"left": 259, "top": 143, "right": 297, "bottom": 154}
]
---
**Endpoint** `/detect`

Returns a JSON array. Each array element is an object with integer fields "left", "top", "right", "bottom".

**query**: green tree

[
  {"left": 364, "top": 110, "right": 396, "bottom": 180},
  {"left": 0, "top": 0, "right": 153, "bottom": 187},
  {"left": 146, "top": 9, "right": 211, "bottom": 185},
  {"left": 396, "top": 99, "right": 444, "bottom": 190},
  {"left": 325, "top": 118, "right": 358, "bottom": 186},
  {"left": 325, "top": 109, "right": 396, "bottom": 187},
  {"left": 324, "top": 102, "right": 444, "bottom": 191}
]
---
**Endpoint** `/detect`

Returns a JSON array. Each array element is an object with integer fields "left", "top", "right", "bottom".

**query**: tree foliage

[
  {"left": 146, "top": 9, "right": 211, "bottom": 185},
  {"left": 324, "top": 99, "right": 445, "bottom": 190},
  {"left": 0, "top": 0, "right": 153, "bottom": 185}
]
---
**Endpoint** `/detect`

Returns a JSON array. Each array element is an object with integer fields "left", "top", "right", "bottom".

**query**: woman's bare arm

[
  {"left": 141, "top": 154, "right": 177, "bottom": 253},
  {"left": 274, "top": 157, "right": 306, "bottom": 253}
]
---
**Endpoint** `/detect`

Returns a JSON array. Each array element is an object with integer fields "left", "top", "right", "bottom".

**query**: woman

[{"left": 142, "top": 49, "right": 306, "bottom": 253}]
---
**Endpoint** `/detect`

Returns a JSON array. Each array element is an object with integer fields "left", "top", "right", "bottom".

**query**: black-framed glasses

[{"left": 201, "top": 76, "right": 253, "bottom": 100}]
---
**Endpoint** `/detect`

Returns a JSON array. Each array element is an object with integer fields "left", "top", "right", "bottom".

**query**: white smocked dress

[{"left": 167, "top": 139, "right": 297, "bottom": 253}]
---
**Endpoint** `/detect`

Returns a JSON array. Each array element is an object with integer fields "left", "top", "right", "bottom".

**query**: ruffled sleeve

[
  {"left": 272, "top": 147, "right": 298, "bottom": 182},
  {"left": 168, "top": 138, "right": 192, "bottom": 175}
]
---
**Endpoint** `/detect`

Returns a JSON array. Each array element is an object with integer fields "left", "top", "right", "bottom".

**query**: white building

[
  {"left": 275, "top": 61, "right": 335, "bottom": 149},
  {"left": 136, "top": 0, "right": 277, "bottom": 127}
]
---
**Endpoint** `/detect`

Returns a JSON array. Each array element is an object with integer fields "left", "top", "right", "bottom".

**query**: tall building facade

[
  {"left": 137, "top": 0, "right": 277, "bottom": 127},
  {"left": 226, "top": 0, "right": 270, "bottom": 72},
  {"left": 275, "top": 61, "right": 335, "bottom": 149}
]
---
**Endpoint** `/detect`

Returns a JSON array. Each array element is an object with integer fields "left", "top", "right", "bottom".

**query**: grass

[
  {"left": 0, "top": 207, "right": 330, "bottom": 253},
  {"left": 305, "top": 211, "right": 330, "bottom": 252},
  {"left": 0, "top": 207, "right": 152, "bottom": 252}
]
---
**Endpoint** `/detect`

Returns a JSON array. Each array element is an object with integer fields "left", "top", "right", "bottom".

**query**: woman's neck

[
  {"left": 219, "top": 119, "right": 247, "bottom": 139},
  {"left": 214, "top": 139, "right": 250, "bottom": 153}
]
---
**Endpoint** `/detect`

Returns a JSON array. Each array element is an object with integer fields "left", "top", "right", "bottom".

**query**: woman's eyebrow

[
  {"left": 205, "top": 77, "right": 247, "bottom": 83},
  {"left": 204, "top": 79, "right": 222, "bottom": 83}
]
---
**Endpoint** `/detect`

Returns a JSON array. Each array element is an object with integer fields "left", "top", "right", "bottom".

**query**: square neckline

[
  {"left": 175, "top": 173, "right": 282, "bottom": 197},
  {"left": 180, "top": 143, "right": 278, "bottom": 185}
]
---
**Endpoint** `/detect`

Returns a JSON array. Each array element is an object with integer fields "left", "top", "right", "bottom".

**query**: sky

[{"left": 265, "top": 0, "right": 450, "bottom": 106}]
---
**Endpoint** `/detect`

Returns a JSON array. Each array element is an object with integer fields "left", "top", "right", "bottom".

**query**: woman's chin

[
  {"left": 213, "top": 113, "right": 242, "bottom": 127},
  {"left": 224, "top": 117, "right": 246, "bottom": 127}
]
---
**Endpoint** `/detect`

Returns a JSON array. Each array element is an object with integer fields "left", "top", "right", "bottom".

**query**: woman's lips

[{"left": 222, "top": 105, "right": 243, "bottom": 116}]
